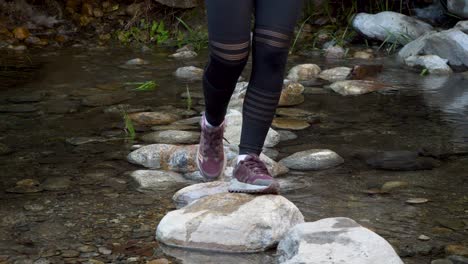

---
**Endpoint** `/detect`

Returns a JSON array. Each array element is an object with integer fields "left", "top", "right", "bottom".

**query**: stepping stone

[
  {"left": 174, "top": 66, "right": 203, "bottom": 81},
  {"left": 277, "top": 217, "right": 404, "bottom": 264},
  {"left": 287, "top": 64, "right": 321, "bottom": 81},
  {"left": 272, "top": 118, "right": 310, "bottom": 130},
  {"left": 141, "top": 130, "right": 200, "bottom": 144},
  {"left": 156, "top": 193, "right": 304, "bottom": 252},
  {"left": 318, "top": 67, "right": 352, "bottom": 82},
  {"left": 279, "top": 149, "right": 344, "bottom": 170},
  {"left": 130, "top": 170, "right": 191, "bottom": 190},
  {"left": 329, "top": 80, "right": 388, "bottom": 96},
  {"left": 172, "top": 181, "right": 230, "bottom": 208},
  {"left": 129, "top": 112, "right": 181, "bottom": 126}
]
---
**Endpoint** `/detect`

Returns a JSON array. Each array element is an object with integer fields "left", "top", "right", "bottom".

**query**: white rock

[
  {"left": 174, "top": 66, "right": 204, "bottom": 81},
  {"left": 172, "top": 181, "right": 230, "bottom": 208},
  {"left": 329, "top": 80, "right": 387, "bottom": 96},
  {"left": 398, "top": 29, "right": 468, "bottom": 68},
  {"left": 405, "top": 55, "right": 452, "bottom": 74},
  {"left": 352, "top": 11, "right": 433, "bottom": 43},
  {"left": 130, "top": 170, "right": 190, "bottom": 190},
  {"left": 279, "top": 149, "right": 344, "bottom": 170},
  {"left": 156, "top": 193, "right": 304, "bottom": 252},
  {"left": 125, "top": 58, "right": 149, "bottom": 65},
  {"left": 224, "top": 110, "right": 280, "bottom": 148},
  {"left": 287, "top": 64, "right": 321, "bottom": 81},
  {"left": 169, "top": 50, "right": 198, "bottom": 59},
  {"left": 454, "top": 20, "right": 468, "bottom": 34},
  {"left": 324, "top": 45, "right": 346, "bottom": 59},
  {"left": 447, "top": 1, "right": 468, "bottom": 19},
  {"left": 277, "top": 217, "right": 404, "bottom": 264},
  {"left": 318, "top": 67, "right": 352, "bottom": 82}
]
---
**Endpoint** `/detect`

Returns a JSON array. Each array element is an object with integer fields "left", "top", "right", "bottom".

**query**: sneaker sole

[
  {"left": 228, "top": 179, "right": 280, "bottom": 194},
  {"left": 196, "top": 145, "right": 226, "bottom": 182}
]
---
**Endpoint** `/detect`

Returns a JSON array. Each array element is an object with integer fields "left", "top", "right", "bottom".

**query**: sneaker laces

[{"left": 242, "top": 154, "right": 269, "bottom": 175}]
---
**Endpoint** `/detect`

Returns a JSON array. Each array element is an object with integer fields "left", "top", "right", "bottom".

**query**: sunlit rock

[
  {"left": 287, "top": 64, "right": 321, "bottom": 81},
  {"left": 279, "top": 149, "right": 343, "bottom": 170}
]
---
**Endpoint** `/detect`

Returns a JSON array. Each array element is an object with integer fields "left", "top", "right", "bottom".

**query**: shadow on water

[{"left": 0, "top": 46, "right": 466, "bottom": 263}]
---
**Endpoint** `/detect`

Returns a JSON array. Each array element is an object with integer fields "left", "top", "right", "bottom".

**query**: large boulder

[
  {"left": 447, "top": 0, "right": 468, "bottom": 19},
  {"left": 154, "top": 0, "right": 198, "bottom": 8},
  {"left": 156, "top": 193, "right": 304, "bottom": 252},
  {"left": 277, "top": 217, "right": 404, "bottom": 264},
  {"left": 352, "top": 11, "right": 433, "bottom": 43},
  {"left": 398, "top": 29, "right": 468, "bottom": 68}
]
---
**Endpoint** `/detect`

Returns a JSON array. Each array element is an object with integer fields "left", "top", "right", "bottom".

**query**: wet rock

[
  {"left": 154, "top": 0, "right": 198, "bottom": 8},
  {"left": 279, "top": 149, "right": 344, "bottom": 171},
  {"left": 287, "top": 64, "right": 321, "bottom": 81},
  {"left": 171, "top": 116, "right": 201, "bottom": 125},
  {"left": 352, "top": 12, "right": 433, "bottom": 43},
  {"left": 446, "top": 245, "right": 468, "bottom": 257},
  {"left": 276, "top": 108, "right": 313, "bottom": 118},
  {"left": 279, "top": 82, "right": 305, "bottom": 107},
  {"left": 431, "top": 259, "right": 454, "bottom": 264},
  {"left": 447, "top": 1, "right": 468, "bottom": 19},
  {"left": 455, "top": 21, "right": 468, "bottom": 34},
  {"left": 13, "top": 27, "right": 30, "bottom": 40},
  {"left": 448, "top": 255, "right": 468, "bottom": 264},
  {"left": 156, "top": 193, "right": 304, "bottom": 252},
  {"left": 44, "top": 100, "right": 80, "bottom": 114},
  {"left": 61, "top": 250, "right": 80, "bottom": 258},
  {"left": 130, "top": 170, "right": 192, "bottom": 190},
  {"left": 263, "top": 148, "right": 279, "bottom": 160},
  {"left": 180, "top": 91, "right": 204, "bottom": 99},
  {"left": 66, "top": 136, "right": 108, "bottom": 146},
  {"left": 303, "top": 87, "right": 329, "bottom": 94},
  {"left": 172, "top": 181, "right": 230, "bottom": 208},
  {"left": 141, "top": 130, "right": 200, "bottom": 144},
  {"left": 353, "top": 50, "right": 375, "bottom": 59},
  {"left": 324, "top": 45, "right": 346, "bottom": 59},
  {"left": 7, "top": 93, "right": 43, "bottom": 103},
  {"left": 128, "top": 144, "right": 236, "bottom": 173},
  {"left": 278, "top": 130, "right": 297, "bottom": 141},
  {"left": 24, "top": 203, "right": 45, "bottom": 212},
  {"left": 151, "top": 124, "right": 198, "bottom": 131},
  {"left": 125, "top": 58, "right": 149, "bottom": 65},
  {"left": 405, "top": 55, "right": 453, "bottom": 74},
  {"left": 398, "top": 29, "right": 468, "bottom": 68},
  {"left": 42, "top": 176, "right": 71, "bottom": 191},
  {"left": 437, "top": 218, "right": 465, "bottom": 231},
  {"left": 259, "top": 153, "right": 289, "bottom": 176},
  {"left": 329, "top": 80, "right": 388, "bottom": 96},
  {"left": 0, "top": 104, "right": 37, "bottom": 113},
  {"left": 0, "top": 143, "right": 12, "bottom": 155},
  {"left": 128, "top": 112, "right": 180, "bottom": 126},
  {"left": 81, "top": 92, "right": 131, "bottom": 107},
  {"left": 176, "top": 44, "right": 195, "bottom": 53},
  {"left": 78, "top": 245, "right": 96, "bottom": 253},
  {"left": 272, "top": 118, "right": 310, "bottom": 130},
  {"left": 7, "top": 44, "right": 27, "bottom": 51},
  {"left": 406, "top": 198, "right": 429, "bottom": 204},
  {"left": 366, "top": 151, "right": 438, "bottom": 170},
  {"left": 318, "top": 67, "right": 352, "bottom": 82},
  {"left": 277, "top": 217, "right": 403, "bottom": 264},
  {"left": 381, "top": 181, "right": 409, "bottom": 193},
  {"left": 418, "top": 235, "right": 431, "bottom": 241},
  {"left": 169, "top": 50, "right": 197, "bottom": 59},
  {"left": 351, "top": 64, "right": 384, "bottom": 79},
  {"left": 6, "top": 179, "right": 43, "bottom": 194},
  {"left": 174, "top": 66, "right": 204, "bottom": 81},
  {"left": 224, "top": 110, "right": 280, "bottom": 148}
]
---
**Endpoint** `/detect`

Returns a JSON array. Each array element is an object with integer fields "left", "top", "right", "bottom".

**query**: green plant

[
  {"left": 175, "top": 16, "right": 208, "bottom": 51},
  {"left": 420, "top": 68, "right": 429, "bottom": 76},
  {"left": 150, "top": 20, "right": 169, "bottom": 45},
  {"left": 116, "top": 19, "right": 169, "bottom": 45},
  {"left": 290, "top": 16, "right": 311, "bottom": 54},
  {"left": 122, "top": 110, "right": 136, "bottom": 140},
  {"left": 125, "top": 81, "right": 158, "bottom": 91},
  {"left": 185, "top": 84, "right": 192, "bottom": 110},
  {"left": 377, "top": 27, "right": 412, "bottom": 54}
]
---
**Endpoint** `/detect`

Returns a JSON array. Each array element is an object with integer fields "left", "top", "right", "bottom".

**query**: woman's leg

[
  {"left": 239, "top": 0, "right": 303, "bottom": 155},
  {"left": 203, "top": 0, "right": 253, "bottom": 126}
]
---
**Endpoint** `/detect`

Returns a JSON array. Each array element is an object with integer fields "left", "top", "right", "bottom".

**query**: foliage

[
  {"left": 122, "top": 110, "right": 136, "bottom": 140},
  {"left": 185, "top": 84, "right": 192, "bottom": 110},
  {"left": 175, "top": 16, "right": 208, "bottom": 51},
  {"left": 125, "top": 81, "right": 158, "bottom": 91},
  {"left": 117, "top": 19, "right": 169, "bottom": 45}
]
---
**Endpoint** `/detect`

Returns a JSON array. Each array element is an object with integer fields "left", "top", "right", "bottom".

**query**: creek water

[{"left": 0, "top": 46, "right": 467, "bottom": 263}]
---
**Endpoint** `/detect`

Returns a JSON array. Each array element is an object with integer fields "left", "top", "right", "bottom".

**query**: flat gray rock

[
  {"left": 280, "top": 149, "right": 344, "bottom": 170},
  {"left": 130, "top": 170, "right": 191, "bottom": 190},
  {"left": 172, "top": 181, "right": 230, "bottom": 208},
  {"left": 141, "top": 130, "right": 200, "bottom": 144}
]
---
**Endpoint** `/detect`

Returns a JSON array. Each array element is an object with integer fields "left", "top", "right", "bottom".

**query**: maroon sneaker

[
  {"left": 196, "top": 114, "right": 226, "bottom": 181},
  {"left": 229, "top": 154, "right": 280, "bottom": 194}
]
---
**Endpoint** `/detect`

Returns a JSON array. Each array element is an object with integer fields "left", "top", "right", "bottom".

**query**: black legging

[{"left": 203, "top": 0, "right": 303, "bottom": 155}]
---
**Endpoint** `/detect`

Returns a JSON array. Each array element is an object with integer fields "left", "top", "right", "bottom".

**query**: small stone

[
  {"left": 405, "top": 55, "right": 453, "bottom": 74},
  {"left": 354, "top": 51, "right": 374, "bottom": 59},
  {"left": 446, "top": 245, "right": 468, "bottom": 258},
  {"left": 13, "top": 27, "right": 30, "bottom": 40},
  {"left": 169, "top": 50, "right": 198, "bottom": 59},
  {"left": 329, "top": 80, "right": 388, "bottom": 96},
  {"left": 78, "top": 245, "right": 96, "bottom": 253},
  {"left": 141, "top": 130, "right": 200, "bottom": 144},
  {"left": 7, "top": 179, "right": 43, "bottom": 194},
  {"left": 324, "top": 45, "right": 346, "bottom": 59},
  {"left": 406, "top": 198, "right": 429, "bottom": 204},
  {"left": 125, "top": 58, "right": 149, "bottom": 65},
  {"left": 318, "top": 67, "right": 352, "bottom": 82},
  {"left": 129, "top": 112, "right": 181, "bottom": 126},
  {"left": 42, "top": 176, "right": 72, "bottom": 191},
  {"left": 279, "top": 149, "right": 344, "bottom": 171},
  {"left": 66, "top": 137, "right": 108, "bottom": 146},
  {"left": 381, "top": 181, "right": 409, "bottom": 193},
  {"left": 418, "top": 235, "right": 431, "bottom": 241},
  {"left": 448, "top": 255, "right": 468, "bottom": 264},
  {"left": 174, "top": 66, "right": 204, "bottom": 81},
  {"left": 431, "top": 259, "right": 453, "bottom": 264},
  {"left": 351, "top": 64, "right": 383, "bottom": 79},
  {"left": 272, "top": 118, "right": 310, "bottom": 130},
  {"left": 61, "top": 250, "right": 80, "bottom": 258},
  {"left": 287, "top": 64, "right": 321, "bottom": 81},
  {"left": 263, "top": 148, "right": 279, "bottom": 160},
  {"left": 278, "top": 82, "right": 305, "bottom": 107},
  {"left": 24, "top": 203, "right": 45, "bottom": 212},
  {"left": 98, "top": 247, "right": 111, "bottom": 255}
]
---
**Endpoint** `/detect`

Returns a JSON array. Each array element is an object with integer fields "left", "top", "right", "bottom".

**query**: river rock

[
  {"left": 81, "top": 92, "right": 131, "bottom": 107},
  {"left": 224, "top": 110, "right": 280, "bottom": 148},
  {"left": 141, "top": 130, "right": 200, "bottom": 144},
  {"left": 324, "top": 45, "right": 346, "bottom": 59},
  {"left": 276, "top": 108, "right": 313, "bottom": 118},
  {"left": 447, "top": 0, "right": 468, "bottom": 19},
  {"left": 455, "top": 20, "right": 468, "bottom": 34},
  {"left": 448, "top": 255, "right": 468, "bottom": 264},
  {"left": 280, "top": 149, "right": 344, "bottom": 170},
  {"left": 171, "top": 116, "right": 201, "bottom": 125},
  {"left": 42, "top": 176, "right": 71, "bottom": 191},
  {"left": 6, "top": 179, "right": 43, "bottom": 194},
  {"left": 13, "top": 27, "right": 30, "bottom": 40},
  {"left": 277, "top": 217, "right": 403, "bottom": 264},
  {"left": 405, "top": 55, "right": 452, "bottom": 74},
  {"left": 272, "top": 118, "right": 310, "bottom": 130},
  {"left": 279, "top": 82, "right": 305, "bottom": 106},
  {"left": 329, "top": 80, "right": 388, "bottom": 96},
  {"left": 287, "top": 64, "right": 321, "bottom": 81},
  {"left": 398, "top": 29, "right": 468, "bottom": 68},
  {"left": 129, "top": 112, "right": 180, "bottom": 126},
  {"left": 353, "top": 50, "right": 375, "bottom": 59},
  {"left": 446, "top": 245, "right": 468, "bottom": 258},
  {"left": 130, "top": 170, "right": 191, "bottom": 190},
  {"left": 318, "top": 67, "right": 352, "bottom": 82},
  {"left": 352, "top": 11, "right": 433, "bottom": 43},
  {"left": 65, "top": 136, "right": 109, "bottom": 146},
  {"left": 127, "top": 144, "right": 236, "bottom": 173},
  {"left": 259, "top": 153, "right": 289, "bottom": 176},
  {"left": 172, "top": 181, "right": 230, "bottom": 208},
  {"left": 381, "top": 181, "right": 409, "bottom": 193},
  {"left": 366, "top": 151, "right": 438, "bottom": 170},
  {"left": 156, "top": 193, "right": 304, "bottom": 252},
  {"left": 125, "top": 58, "right": 149, "bottom": 65},
  {"left": 169, "top": 50, "right": 197, "bottom": 59},
  {"left": 174, "top": 66, "right": 204, "bottom": 81},
  {"left": 278, "top": 130, "right": 298, "bottom": 141},
  {"left": 154, "top": 0, "right": 198, "bottom": 8}
]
